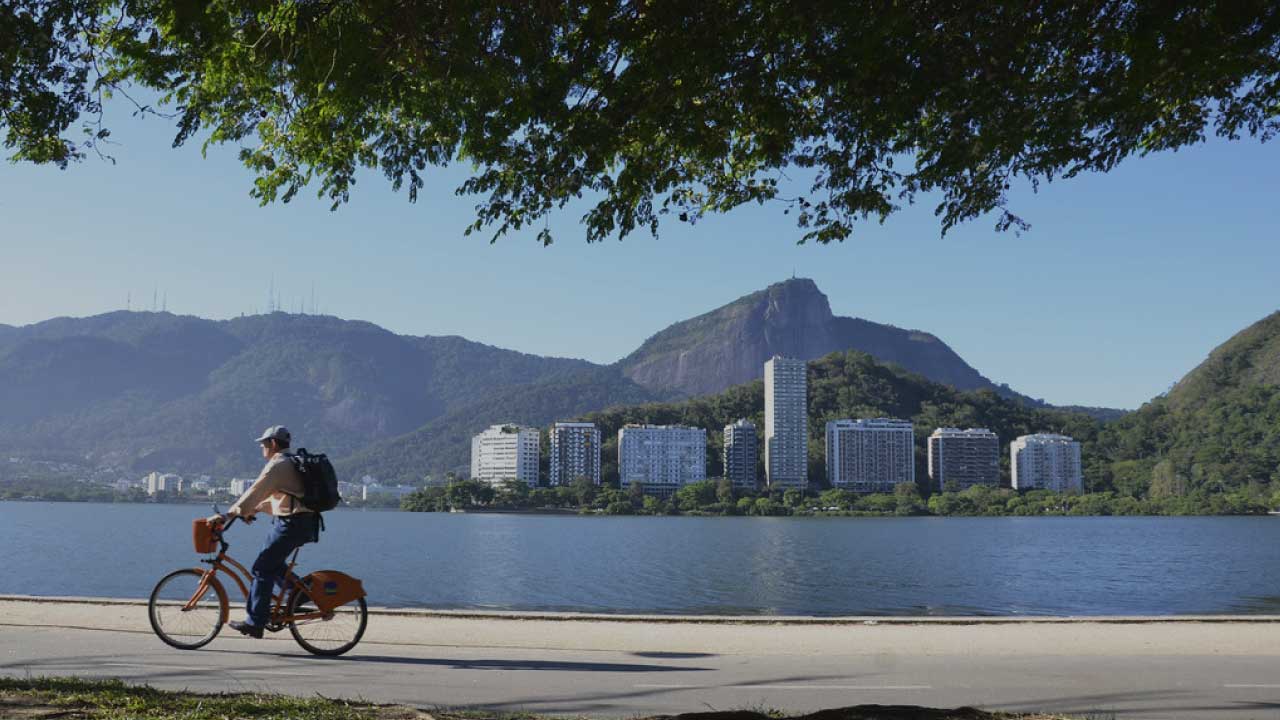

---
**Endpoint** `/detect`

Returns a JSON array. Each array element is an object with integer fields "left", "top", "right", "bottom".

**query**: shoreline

[{"left": 4, "top": 496, "right": 1277, "bottom": 518}]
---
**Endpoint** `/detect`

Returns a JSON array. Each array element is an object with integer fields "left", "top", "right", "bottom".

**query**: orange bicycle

[{"left": 148, "top": 513, "right": 368, "bottom": 656}]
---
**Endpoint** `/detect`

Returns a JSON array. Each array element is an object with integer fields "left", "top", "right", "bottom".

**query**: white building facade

[
  {"left": 764, "top": 356, "right": 808, "bottom": 489},
  {"left": 470, "top": 424, "right": 541, "bottom": 487},
  {"left": 1010, "top": 434, "right": 1083, "bottom": 492},
  {"left": 723, "top": 419, "right": 758, "bottom": 489},
  {"left": 146, "top": 472, "right": 183, "bottom": 495},
  {"left": 618, "top": 425, "right": 706, "bottom": 497},
  {"left": 549, "top": 422, "right": 602, "bottom": 486},
  {"left": 825, "top": 418, "right": 916, "bottom": 493},
  {"left": 229, "top": 477, "right": 255, "bottom": 496},
  {"left": 928, "top": 427, "right": 1000, "bottom": 491}
]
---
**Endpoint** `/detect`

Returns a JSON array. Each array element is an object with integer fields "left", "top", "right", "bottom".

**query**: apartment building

[
  {"left": 928, "top": 427, "right": 1000, "bottom": 491},
  {"left": 470, "top": 424, "right": 541, "bottom": 487},
  {"left": 825, "top": 418, "right": 915, "bottom": 493},
  {"left": 723, "top": 418, "right": 758, "bottom": 489},
  {"left": 765, "top": 356, "right": 808, "bottom": 489},
  {"left": 1010, "top": 434, "right": 1083, "bottom": 492},
  {"left": 618, "top": 424, "right": 706, "bottom": 498},
  {"left": 549, "top": 422, "right": 602, "bottom": 486}
]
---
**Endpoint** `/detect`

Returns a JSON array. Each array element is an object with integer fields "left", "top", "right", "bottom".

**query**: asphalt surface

[{"left": 4, "top": 598, "right": 1280, "bottom": 718}]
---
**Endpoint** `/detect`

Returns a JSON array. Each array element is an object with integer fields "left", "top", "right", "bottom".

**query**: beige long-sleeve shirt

[{"left": 229, "top": 453, "right": 312, "bottom": 518}]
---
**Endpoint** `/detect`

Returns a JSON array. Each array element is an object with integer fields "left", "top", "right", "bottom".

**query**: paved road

[{"left": 4, "top": 598, "right": 1280, "bottom": 718}]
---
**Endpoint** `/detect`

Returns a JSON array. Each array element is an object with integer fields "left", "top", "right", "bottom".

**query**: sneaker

[{"left": 229, "top": 620, "right": 264, "bottom": 639}]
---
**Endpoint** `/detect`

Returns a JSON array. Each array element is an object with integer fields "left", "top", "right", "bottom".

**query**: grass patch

[
  {"left": 0, "top": 677, "right": 1088, "bottom": 720},
  {"left": 0, "top": 677, "right": 405, "bottom": 719}
]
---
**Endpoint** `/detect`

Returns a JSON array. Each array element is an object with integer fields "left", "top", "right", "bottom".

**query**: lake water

[{"left": 4, "top": 501, "right": 1280, "bottom": 616}]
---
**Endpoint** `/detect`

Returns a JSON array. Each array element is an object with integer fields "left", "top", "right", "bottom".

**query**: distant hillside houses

[{"left": 361, "top": 483, "right": 417, "bottom": 500}]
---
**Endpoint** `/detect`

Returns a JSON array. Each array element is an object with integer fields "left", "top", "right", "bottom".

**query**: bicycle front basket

[{"left": 192, "top": 519, "right": 218, "bottom": 553}]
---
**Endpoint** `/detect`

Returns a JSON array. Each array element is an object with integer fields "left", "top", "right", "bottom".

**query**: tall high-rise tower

[
  {"left": 764, "top": 356, "right": 808, "bottom": 489},
  {"left": 723, "top": 419, "right": 758, "bottom": 489}
]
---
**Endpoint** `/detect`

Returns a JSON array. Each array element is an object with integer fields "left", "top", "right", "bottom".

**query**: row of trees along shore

[{"left": 400, "top": 477, "right": 1279, "bottom": 517}]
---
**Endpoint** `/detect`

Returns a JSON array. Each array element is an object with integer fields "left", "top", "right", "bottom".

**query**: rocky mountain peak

[
  {"left": 618, "top": 278, "right": 1005, "bottom": 399},
  {"left": 758, "top": 278, "right": 836, "bottom": 350}
]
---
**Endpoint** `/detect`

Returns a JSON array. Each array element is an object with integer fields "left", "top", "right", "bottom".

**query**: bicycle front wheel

[
  {"left": 287, "top": 588, "right": 367, "bottom": 657},
  {"left": 148, "top": 568, "right": 226, "bottom": 650}
]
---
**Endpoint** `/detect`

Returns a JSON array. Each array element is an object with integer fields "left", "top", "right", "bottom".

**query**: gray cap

[{"left": 255, "top": 425, "right": 291, "bottom": 445}]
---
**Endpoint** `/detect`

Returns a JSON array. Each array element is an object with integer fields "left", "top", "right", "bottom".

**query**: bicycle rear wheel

[
  {"left": 148, "top": 568, "right": 226, "bottom": 650},
  {"left": 287, "top": 588, "right": 367, "bottom": 656}
]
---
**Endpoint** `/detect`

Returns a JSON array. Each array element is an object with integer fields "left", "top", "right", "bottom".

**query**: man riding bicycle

[{"left": 208, "top": 425, "right": 318, "bottom": 639}]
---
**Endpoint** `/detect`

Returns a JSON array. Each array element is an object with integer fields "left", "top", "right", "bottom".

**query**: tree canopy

[{"left": 5, "top": 2, "right": 1278, "bottom": 242}]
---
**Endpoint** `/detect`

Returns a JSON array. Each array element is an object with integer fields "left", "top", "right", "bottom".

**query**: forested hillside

[
  {"left": 0, "top": 311, "right": 592, "bottom": 473},
  {"left": 1092, "top": 312, "right": 1280, "bottom": 500}
]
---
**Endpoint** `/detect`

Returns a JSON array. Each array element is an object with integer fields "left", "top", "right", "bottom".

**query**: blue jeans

[{"left": 246, "top": 514, "right": 318, "bottom": 627}]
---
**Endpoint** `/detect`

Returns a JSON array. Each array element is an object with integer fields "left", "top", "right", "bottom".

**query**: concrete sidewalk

[
  {"left": 5, "top": 595, "right": 1280, "bottom": 657},
  {"left": 5, "top": 596, "right": 1280, "bottom": 718}
]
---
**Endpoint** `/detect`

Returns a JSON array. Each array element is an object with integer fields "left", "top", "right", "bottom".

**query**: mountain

[
  {"left": 0, "top": 279, "right": 1127, "bottom": 481},
  {"left": 1165, "top": 311, "right": 1280, "bottom": 410},
  {"left": 337, "top": 366, "right": 667, "bottom": 482},
  {"left": 618, "top": 278, "right": 1031, "bottom": 401},
  {"left": 0, "top": 311, "right": 592, "bottom": 474},
  {"left": 342, "top": 279, "right": 1093, "bottom": 482},
  {"left": 1095, "top": 310, "right": 1280, "bottom": 501}
]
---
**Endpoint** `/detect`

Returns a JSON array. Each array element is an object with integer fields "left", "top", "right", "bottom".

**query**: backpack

[{"left": 288, "top": 448, "right": 342, "bottom": 513}]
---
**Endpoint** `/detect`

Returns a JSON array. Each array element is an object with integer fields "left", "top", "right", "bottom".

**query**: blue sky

[{"left": 1, "top": 101, "right": 1277, "bottom": 410}]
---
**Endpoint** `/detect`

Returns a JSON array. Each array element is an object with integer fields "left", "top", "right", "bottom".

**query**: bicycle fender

[{"left": 300, "top": 570, "right": 366, "bottom": 611}]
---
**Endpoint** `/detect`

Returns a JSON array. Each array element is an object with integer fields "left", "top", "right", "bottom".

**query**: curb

[{"left": 5, "top": 595, "right": 1280, "bottom": 625}]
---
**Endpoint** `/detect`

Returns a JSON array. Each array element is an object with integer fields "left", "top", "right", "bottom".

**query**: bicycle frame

[{"left": 183, "top": 516, "right": 328, "bottom": 627}]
